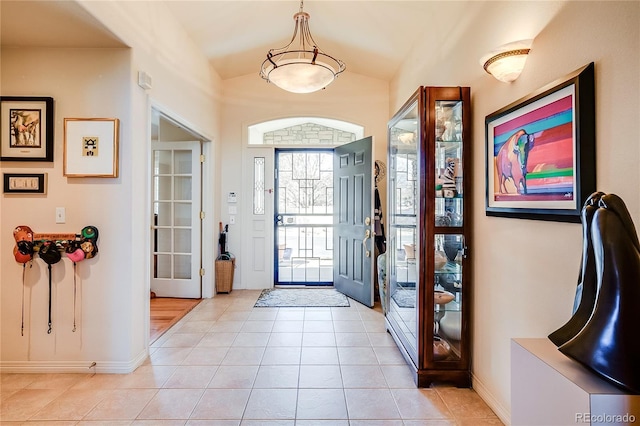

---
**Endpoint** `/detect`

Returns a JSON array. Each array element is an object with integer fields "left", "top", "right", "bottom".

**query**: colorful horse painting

[
  {"left": 490, "top": 91, "right": 576, "bottom": 203},
  {"left": 496, "top": 129, "right": 535, "bottom": 194}
]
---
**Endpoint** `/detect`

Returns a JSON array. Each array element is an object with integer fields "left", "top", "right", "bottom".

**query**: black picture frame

[
  {"left": 1, "top": 96, "right": 54, "bottom": 162},
  {"left": 3, "top": 173, "right": 48, "bottom": 194},
  {"left": 485, "top": 62, "right": 595, "bottom": 223}
]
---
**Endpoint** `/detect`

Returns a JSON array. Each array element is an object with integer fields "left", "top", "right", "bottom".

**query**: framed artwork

[
  {"left": 485, "top": 62, "right": 595, "bottom": 223},
  {"left": 0, "top": 96, "right": 54, "bottom": 162},
  {"left": 64, "top": 118, "right": 119, "bottom": 177},
  {"left": 3, "top": 173, "right": 48, "bottom": 194}
]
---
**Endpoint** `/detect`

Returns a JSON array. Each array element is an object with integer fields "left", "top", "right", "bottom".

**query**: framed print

[
  {"left": 64, "top": 118, "right": 119, "bottom": 177},
  {"left": 0, "top": 96, "right": 54, "bottom": 162},
  {"left": 485, "top": 62, "right": 595, "bottom": 223},
  {"left": 3, "top": 173, "right": 48, "bottom": 194}
]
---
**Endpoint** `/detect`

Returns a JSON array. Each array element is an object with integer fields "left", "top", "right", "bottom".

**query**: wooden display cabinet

[{"left": 386, "top": 86, "right": 471, "bottom": 387}]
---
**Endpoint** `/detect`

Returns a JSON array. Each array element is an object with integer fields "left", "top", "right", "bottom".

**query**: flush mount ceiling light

[
  {"left": 260, "top": 0, "right": 346, "bottom": 94},
  {"left": 481, "top": 39, "right": 533, "bottom": 83}
]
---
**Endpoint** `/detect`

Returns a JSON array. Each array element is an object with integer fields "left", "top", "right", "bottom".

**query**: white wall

[
  {"left": 1, "top": 47, "right": 135, "bottom": 369},
  {"left": 391, "top": 2, "right": 639, "bottom": 422},
  {"left": 1, "top": 0, "right": 223, "bottom": 372},
  {"left": 77, "top": 0, "right": 224, "bottom": 302},
  {"left": 220, "top": 71, "right": 389, "bottom": 288}
]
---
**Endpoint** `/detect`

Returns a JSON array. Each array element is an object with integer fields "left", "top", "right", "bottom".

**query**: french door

[{"left": 151, "top": 141, "right": 202, "bottom": 298}]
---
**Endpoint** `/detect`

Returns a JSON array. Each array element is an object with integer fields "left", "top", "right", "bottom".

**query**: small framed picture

[
  {"left": 64, "top": 118, "right": 119, "bottom": 177},
  {"left": 3, "top": 173, "right": 48, "bottom": 194},
  {"left": 1, "top": 96, "right": 54, "bottom": 162}
]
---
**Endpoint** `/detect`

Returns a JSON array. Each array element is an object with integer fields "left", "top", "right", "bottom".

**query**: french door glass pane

[
  {"left": 174, "top": 203, "right": 192, "bottom": 226},
  {"left": 174, "top": 255, "right": 191, "bottom": 279},
  {"left": 157, "top": 229, "right": 171, "bottom": 252},
  {"left": 174, "top": 229, "right": 191, "bottom": 253},
  {"left": 174, "top": 150, "right": 192, "bottom": 174},
  {"left": 155, "top": 151, "right": 172, "bottom": 174},
  {"left": 156, "top": 254, "right": 171, "bottom": 278},
  {"left": 174, "top": 176, "right": 192, "bottom": 200},
  {"left": 155, "top": 202, "right": 172, "bottom": 226},
  {"left": 155, "top": 176, "right": 172, "bottom": 200}
]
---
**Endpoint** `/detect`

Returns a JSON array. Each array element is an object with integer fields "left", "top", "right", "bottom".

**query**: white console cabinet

[{"left": 511, "top": 338, "right": 640, "bottom": 426}]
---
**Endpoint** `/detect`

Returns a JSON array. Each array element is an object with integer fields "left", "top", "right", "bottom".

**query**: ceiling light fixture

[
  {"left": 481, "top": 39, "right": 532, "bottom": 83},
  {"left": 260, "top": 0, "right": 346, "bottom": 94}
]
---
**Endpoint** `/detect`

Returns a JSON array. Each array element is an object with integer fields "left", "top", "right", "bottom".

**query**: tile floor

[{"left": 1, "top": 290, "right": 503, "bottom": 425}]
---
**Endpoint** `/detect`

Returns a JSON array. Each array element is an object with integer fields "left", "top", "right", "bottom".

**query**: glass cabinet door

[
  {"left": 434, "top": 233, "right": 464, "bottom": 361},
  {"left": 387, "top": 93, "right": 420, "bottom": 363},
  {"left": 434, "top": 100, "right": 463, "bottom": 228},
  {"left": 432, "top": 96, "right": 466, "bottom": 364}
]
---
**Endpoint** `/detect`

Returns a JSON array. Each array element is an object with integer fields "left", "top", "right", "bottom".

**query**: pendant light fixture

[{"left": 260, "top": 0, "right": 346, "bottom": 94}]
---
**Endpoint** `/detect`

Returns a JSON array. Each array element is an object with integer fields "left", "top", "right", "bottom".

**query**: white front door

[
  {"left": 241, "top": 147, "right": 275, "bottom": 289},
  {"left": 151, "top": 141, "right": 202, "bottom": 298}
]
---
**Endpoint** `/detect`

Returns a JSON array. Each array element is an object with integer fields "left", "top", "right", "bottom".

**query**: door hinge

[
  {"left": 200, "top": 154, "right": 205, "bottom": 163},
  {"left": 200, "top": 268, "right": 205, "bottom": 276},
  {"left": 200, "top": 211, "right": 205, "bottom": 220},
  {"left": 274, "top": 168, "right": 278, "bottom": 180}
]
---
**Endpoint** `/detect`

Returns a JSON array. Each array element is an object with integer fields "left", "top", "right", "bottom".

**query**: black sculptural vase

[
  {"left": 548, "top": 192, "right": 604, "bottom": 346},
  {"left": 553, "top": 193, "right": 640, "bottom": 394}
]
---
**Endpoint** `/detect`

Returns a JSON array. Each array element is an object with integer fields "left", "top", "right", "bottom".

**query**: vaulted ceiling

[
  {"left": 161, "top": 1, "right": 472, "bottom": 81},
  {"left": 0, "top": 1, "right": 483, "bottom": 82},
  {"left": 0, "top": 1, "right": 567, "bottom": 83}
]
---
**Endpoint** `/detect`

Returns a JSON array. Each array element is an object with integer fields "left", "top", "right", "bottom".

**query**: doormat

[
  {"left": 254, "top": 288, "right": 350, "bottom": 307},
  {"left": 391, "top": 289, "right": 416, "bottom": 309}
]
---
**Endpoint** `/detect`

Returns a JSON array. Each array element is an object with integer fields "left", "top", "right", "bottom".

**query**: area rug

[
  {"left": 391, "top": 288, "right": 416, "bottom": 309},
  {"left": 254, "top": 288, "right": 350, "bottom": 307}
]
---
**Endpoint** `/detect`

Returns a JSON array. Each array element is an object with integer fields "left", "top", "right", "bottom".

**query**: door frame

[
  {"left": 274, "top": 147, "right": 335, "bottom": 286},
  {"left": 240, "top": 117, "right": 366, "bottom": 291},
  {"left": 148, "top": 103, "right": 214, "bottom": 301}
]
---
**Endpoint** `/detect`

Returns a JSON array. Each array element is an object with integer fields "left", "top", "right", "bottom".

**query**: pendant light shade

[{"left": 260, "top": 2, "right": 345, "bottom": 93}]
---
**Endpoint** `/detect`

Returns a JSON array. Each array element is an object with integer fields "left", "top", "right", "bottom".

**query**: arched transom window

[{"left": 248, "top": 117, "right": 364, "bottom": 146}]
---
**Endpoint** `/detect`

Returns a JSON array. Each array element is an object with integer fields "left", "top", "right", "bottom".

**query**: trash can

[{"left": 215, "top": 256, "right": 235, "bottom": 293}]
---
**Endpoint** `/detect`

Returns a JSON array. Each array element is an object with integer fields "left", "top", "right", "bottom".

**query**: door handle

[{"left": 362, "top": 229, "right": 371, "bottom": 258}]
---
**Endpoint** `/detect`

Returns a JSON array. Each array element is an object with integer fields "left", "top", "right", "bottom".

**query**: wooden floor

[{"left": 150, "top": 297, "right": 202, "bottom": 343}]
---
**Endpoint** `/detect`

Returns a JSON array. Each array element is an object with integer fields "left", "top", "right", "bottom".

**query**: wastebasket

[{"left": 215, "top": 257, "right": 235, "bottom": 293}]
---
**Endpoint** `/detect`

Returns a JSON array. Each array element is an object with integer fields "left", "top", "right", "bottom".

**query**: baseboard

[
  {"left": 472, "top": 372, "right": 511, "bottom": 426},
  {"left": 0, "top": 348, "right": 149, "bottom": 374}
]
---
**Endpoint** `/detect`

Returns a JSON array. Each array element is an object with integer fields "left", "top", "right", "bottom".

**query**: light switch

[
  {"left": 229, "top": 215, "right": 236, "bottom": 225},
  {"left": 56, "top": 207, "right": 66, "bottom": 224}
]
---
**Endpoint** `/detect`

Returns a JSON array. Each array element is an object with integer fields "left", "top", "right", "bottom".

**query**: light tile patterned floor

[{"left": 0, "top": 289, "right": 503, "bottom": 425}]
